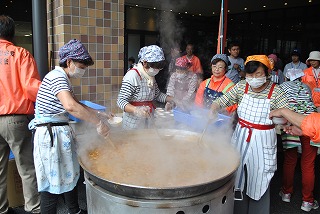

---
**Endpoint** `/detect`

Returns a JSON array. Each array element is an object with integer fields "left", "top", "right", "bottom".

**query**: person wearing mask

[
  {"left": 195, "top": 54, "right": 234, "bottom": 111},
  {"left": 278, "top": 69, "right": 318, "bottom": 212},
  {"left": 302, "top": 51, "right": 320, "bottom": 112},
  {"left": 30, "top": 39, "right": 110, "bottom": 214},
  {"left": 210, "top": 55, "right": 289, "bottom": 214},
  {"left": 117, "top": 45, "right": 173, "bottom": 130},
  {"left": 165, "top": 57, "right": 197, "bottom": 111},
  {"left": 226, "top": 42, "right": 245, "bottom": 84},
  {"left": 269, "top": 109, "right": 320, "bottom": 143},
  {"left": 268, "top": 54, "right": 285, "bottom": 84},
  {"left": 181, "top": 43, "right": 203, "bottom": 84},
  {"left": 283, "top": 49, "right": 307, "bottom": 80},
  {"left": 0, "top": 15, "right": 41, "bottom": 214}
]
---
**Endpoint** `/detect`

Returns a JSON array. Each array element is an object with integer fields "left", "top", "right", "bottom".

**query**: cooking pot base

[{"left": 85, "top": 174, "right": 235, "bottom": 214}]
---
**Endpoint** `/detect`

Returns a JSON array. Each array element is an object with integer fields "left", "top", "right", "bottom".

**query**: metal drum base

[{"left": 85, "top": 174, "right": 235, "bottom": 214}]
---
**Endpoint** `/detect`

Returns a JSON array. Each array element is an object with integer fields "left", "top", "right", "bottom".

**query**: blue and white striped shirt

[{"left": 36, "top": 66, "right": 72, "bottom": 117}]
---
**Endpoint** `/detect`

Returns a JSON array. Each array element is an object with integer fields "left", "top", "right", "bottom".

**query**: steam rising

[
  {"left": 157, "top": 0, "right": 186, "bottom": 51},
  {"left": 77, "top": 127, "right": 239, "bottom": 188},
  {"left": 73, "top": 106, "right": 239, "bottom": 188}
]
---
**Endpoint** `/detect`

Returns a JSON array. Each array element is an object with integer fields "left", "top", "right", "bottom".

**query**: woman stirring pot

[
  {"left": 117, "top": 45, "right": 173, "bottom": 129},
  {"left": 165, "top": 57, "right": 198, "bottom": 111},
  {"left": 210, "top": 55, "right": 289, "bottom": 214},
  {"left": 29, "top": 39, "right": 110, "bottom": 214}
]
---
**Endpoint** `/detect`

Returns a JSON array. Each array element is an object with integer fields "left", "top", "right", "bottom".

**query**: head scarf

[
  {"left": 210, "top": 54, "right": 230, "bottom": 66},
  {"left": 245, "top": 55, "right": 273, "bottom": 70},
  {"left": 175, "top": 57, "right": 191, "bottom": 68},
  {"left": 59, "top": 39, "right": 92, "bottom": 63},
  {"left": 268, "top": 54, "right": 277, "bottom": 63},
  {"left": 138, "top": 45, "right": 165, "bottom": 63}
]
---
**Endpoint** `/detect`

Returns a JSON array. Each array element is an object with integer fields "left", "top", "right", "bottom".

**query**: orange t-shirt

[
  {"left": 301, "top": 113, "right": 320, "bottom": 143},
  {"left": 301, "top": 67, "right": 320, "bottom": 107},
  {"left": 0, "top": 39, "right": 41, "bottom": 115}
]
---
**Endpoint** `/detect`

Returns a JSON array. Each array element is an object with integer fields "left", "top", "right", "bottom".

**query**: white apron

[
  {"left": 232, "top": 83, "right": 277, "bottom": 200},
  {"left": 30, "top": 88, "right": 80, "bottom": 194}
]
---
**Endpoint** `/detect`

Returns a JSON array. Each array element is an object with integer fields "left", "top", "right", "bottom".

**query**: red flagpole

[{"left": 216, "top": 0, "right": 228, "bottom": 54}]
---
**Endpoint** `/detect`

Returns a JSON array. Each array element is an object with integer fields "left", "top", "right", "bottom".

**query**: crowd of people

[
  {"left": 120, "top": 42, "right": 320, "bottom": 213},
  {"left": 1, "top": 13, "right": 320, "bottom": 214}
]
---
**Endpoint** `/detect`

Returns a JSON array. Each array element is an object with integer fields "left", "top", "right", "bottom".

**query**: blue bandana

[{"left": 138, "top": 45, "right": 165, "bottom": 62}]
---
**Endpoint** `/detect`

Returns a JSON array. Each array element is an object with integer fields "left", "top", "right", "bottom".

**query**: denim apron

[{"left": 203, "top": 77, "right": 226, "bottom": 109}]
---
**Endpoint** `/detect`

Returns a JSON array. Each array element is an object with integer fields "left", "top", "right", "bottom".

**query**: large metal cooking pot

[{"left": 79, "top": 129, "right": 239, "bottom": 200}]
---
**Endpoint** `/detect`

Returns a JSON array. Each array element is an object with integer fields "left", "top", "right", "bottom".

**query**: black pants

[
  {"left": 40, "top": 187, "right": 80, "bottom": 214},
  {"left": 234, "top": 166, "right": 270, "bottom": 214}
]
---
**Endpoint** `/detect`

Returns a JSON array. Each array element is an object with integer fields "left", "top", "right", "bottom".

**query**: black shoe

[{"left": 7, "top": 207, "right": 16, "bottom": 214}]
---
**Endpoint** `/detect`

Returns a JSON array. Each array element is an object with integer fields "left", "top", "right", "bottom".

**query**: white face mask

[
  {"left": 146, "top": 67, "right": 160, "bottom": 77},
  {"left": 246, "top": 76, "right": 266, "bottom": 88},
  {"left": 69, "top": 62, "right": 87, "bottom": 79}
]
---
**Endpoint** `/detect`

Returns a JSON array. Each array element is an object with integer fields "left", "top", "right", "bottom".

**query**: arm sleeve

[
  {"left": 223, "top": 83, "right": 237, "bottom": 113},
  {"left": 271, "top": 86, "right": 290, "bottom": 110},
  {"left": 49, "top": 73, "right": 71, "bottom": 96},
  {"left": 301, "top": 113, "right": 320, "bottom": 143},
  {"left": 117, "top": 80, "right": 136, "bottom": 110},
  {"left": 214, "top": 83, "right": 241, "bottom": 108},
  {"left": 117, "top": 71, "right": 139, "bottom": 110},
  {"left": 166, "top": 74, "right": 176, "bottom": 97},
  {"left": 155, "top": 81, "right": 167, "bottom": 103},
  {"left": 19, "top": 49, "right": 41, "bottom": 102}
]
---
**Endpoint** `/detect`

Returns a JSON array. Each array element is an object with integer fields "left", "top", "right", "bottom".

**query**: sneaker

[
  {"left": 301, "top": 200, "right": 319, "bottom": 212},
  {"left": 279, "top": 190, "right": 291, "bottom": 203}
]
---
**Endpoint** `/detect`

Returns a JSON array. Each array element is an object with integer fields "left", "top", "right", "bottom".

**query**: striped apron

[{"left": 233, "top": 83, "right": 277, "bottom": 200}]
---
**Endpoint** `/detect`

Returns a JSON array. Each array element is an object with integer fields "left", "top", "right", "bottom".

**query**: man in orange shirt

[
  {"left": 181, "top": 43, "right": 203, "bottom": 85},
  {"left": 301, "top": 51, "right": 320, "bottom": 112},
  {"left": 270, "top": 109, "right": 320, "bottom": 143},
  {"left": 0, "top": 15, "right": 41, "bottom": 214}
]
